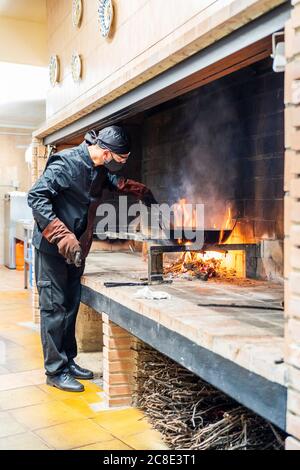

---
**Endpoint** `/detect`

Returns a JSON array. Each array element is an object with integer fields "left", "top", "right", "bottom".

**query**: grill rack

[{"left": 95, "top": 232, "right": 260, "bottom": 284}]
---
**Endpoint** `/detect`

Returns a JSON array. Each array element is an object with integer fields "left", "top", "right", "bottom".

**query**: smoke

[{"left": 150, "top": 82, "right": 242, "bottom": 229}]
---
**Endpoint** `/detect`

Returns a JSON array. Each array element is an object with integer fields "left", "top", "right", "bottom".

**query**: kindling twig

[{"left": 133, "top": 344, "right": 286, "bottom": 450}]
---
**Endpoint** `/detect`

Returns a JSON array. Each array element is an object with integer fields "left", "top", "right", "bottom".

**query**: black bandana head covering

[{"left": 84, "top": 126, "right": 131, "bottom": 154}]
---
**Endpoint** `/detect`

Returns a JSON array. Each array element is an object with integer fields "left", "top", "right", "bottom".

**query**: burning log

[
  {"left": 133, "top": 343, "right": 285, "bottom": 450},
  {"left": 164, "top": 251, "right": 236, "bottom": 281}
]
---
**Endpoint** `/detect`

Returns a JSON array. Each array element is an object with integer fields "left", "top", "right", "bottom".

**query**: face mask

[{"left": 104, "top": 158, "right": 125, "bottom": 173}]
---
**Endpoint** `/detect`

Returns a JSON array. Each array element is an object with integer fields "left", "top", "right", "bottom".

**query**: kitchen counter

[{"left": 81, "top": 250, "right": 286, "bottom": 430}]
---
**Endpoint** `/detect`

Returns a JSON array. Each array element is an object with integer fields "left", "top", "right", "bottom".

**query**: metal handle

[
  {"left": 104, "top": 281, "right": 149, "bottom": 288},
  {"left": 66, "top": 251, "right": 83, "bottom": 268},
  {"left": 74, "top": 251, "right": 83, "bottom": 268}
]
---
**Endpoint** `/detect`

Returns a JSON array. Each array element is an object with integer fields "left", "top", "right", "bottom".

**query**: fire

[
  {"left": 164, "top": 249, "right": 245, "bottom": 281},
  {"left": 219, "top": 206, "right": 232, "bottom": 243},
  {"left": 164, "top": 250, "right": 232, "bottom": 281},
  {"left": 166, "top": 201, "right": 245, "bottom": 280},
  {"left": 173, "top": 198, "right": 233, "bottom": 233},
  {"left": 173, "top": 198, "right": 198, "bottom": 229}
]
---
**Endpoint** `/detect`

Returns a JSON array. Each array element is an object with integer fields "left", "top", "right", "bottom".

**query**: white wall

[
  {"left": 0, "top": 17, "right": 47, "bottom": 66},
  {"left": 0, "top": 128, "right": 32, "bottom": 265}
]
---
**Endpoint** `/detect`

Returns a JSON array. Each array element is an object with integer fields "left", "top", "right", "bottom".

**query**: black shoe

[
  {"left": 46, "top": 371, "right": 84, "bottom": 392},
  {"left": 68, "top": 361, "right": 94, "bottom": 380}
]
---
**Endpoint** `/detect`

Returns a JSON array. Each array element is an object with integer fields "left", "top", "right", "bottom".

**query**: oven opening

[{"left": 92, "top": 55, "right": 283, "bottom": 292}]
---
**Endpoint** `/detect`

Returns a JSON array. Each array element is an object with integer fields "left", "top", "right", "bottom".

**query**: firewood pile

[
  {"left": 133, "top": 344, "right": 285, "bottom": 450},
  {"left": 164, "top": 251, "right": 236, "bottom": 281}
]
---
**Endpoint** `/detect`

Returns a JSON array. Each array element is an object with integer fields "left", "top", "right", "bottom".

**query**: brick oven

[
  {"left": 141, "top": 56, "right": 284, "bottom": 281},
  {"left": 30, "top": 1, "right": 300, "bottom": 450},
  {"left": 89, "top": 55, "right": 285, "bottom": 283}
]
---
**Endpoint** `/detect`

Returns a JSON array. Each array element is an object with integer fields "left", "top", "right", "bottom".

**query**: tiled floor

[{"left": 0, "top": 266, "right": 167, "bottom": 450}]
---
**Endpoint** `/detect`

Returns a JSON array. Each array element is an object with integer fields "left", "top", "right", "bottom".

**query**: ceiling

[
  {"left": 0, "top": 0, "right": 47, "bottom": 23},
  {"left": 0, "top": 100, "right": 46, "bottom": 129},
  {"left": 0, "top": 62, "right": 47, "bottom": 129},
  {"left": 0, "top": 2, "right": 48, "bottom": 129}
]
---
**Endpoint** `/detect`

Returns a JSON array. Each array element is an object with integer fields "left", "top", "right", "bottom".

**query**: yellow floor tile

[
  {"left": 95, "top": 407, "right": 145, "bottom": 423},
  {"left": 94, "top": 420, "right": 151, "bottom": 437},
  {"left": 10, "top": 336, "right": 40, "bottom": 348},
  {"left": 35, "top": 419, "right": 114, "bottom": 450},
  {"left": 120, "top": 429, "right": 169, "bottom": 450},
  {"left": 10, "top": 401, "right": 86, "bottom": 431},
  {"left": 93, "top": 408, "right": 150, "bottom": 436},
  {"left": 4, "top": 344, "right": 40, "bottom": 360},
  {"left": 0, "top": 269, "right": 166, "bottom": 452},
  {"left": 24, "top": 348, "right": 43, "bottom": 359},
  {"left": 0, "top": 329, "right": 38, "bottom": 342},
  {"left": 0, "top": 292, "right": 27, "bottom": 300},
  {"left": 77, "top": 380, "right": 102, "bottom": 393},
  {"left": 76, "top": 439, "right": 133, "bottom": 450},
  {"left": 0, "top": 373, "right": 29, "bottom": 392},
  {"left": 0, "top": 386, "right": 53, "bottom": 411},
  {"left": 0, "top": 369, "right": 45, "bottom": 391},
  {"left": 81, "top": 391, "right": 104, "bottom": 404},
  {"left": 0, "top": 432, "right": 51, "bottom": 450},
  {"left": 62, "top": 396, "right": 103, "bottom": 419},
  {"left": 0, "top": 411, "right": 27, "bottom": 438},
  {"left": 0, "top": 344, "right": 23, "bottom": 362},
  {"left": 0, "top": 305, "right": 30, "bottom": 312},
  {"left": 5, "top": 357, "right": 44, "bottom": 373}
]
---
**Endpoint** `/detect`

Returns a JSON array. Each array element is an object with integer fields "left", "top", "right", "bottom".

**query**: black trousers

[{"left": 35, "top": 249, "right": 85, "bottom": 376}]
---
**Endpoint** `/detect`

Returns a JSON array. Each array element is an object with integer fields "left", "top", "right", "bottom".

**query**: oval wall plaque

[
  {"left": 49, "top": 55, "right": 60, "bottom": 87},
  {"left": 98, "top": 0, "right": 114, "bottom": 38},
  {"left": 72, "top": 0, "right": 83, "bottom": 28},
  {"left": 71, "top": 53, "right": 82, "bottom": 83}
]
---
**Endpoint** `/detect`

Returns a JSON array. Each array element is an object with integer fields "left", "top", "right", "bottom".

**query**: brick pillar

[
  {"left": 76, "top": 303, "right": 103, "bottom": 352},
  {"left": 102, "top": 313, "right": 137, "bottom": 408},
  {"left": 284, "top": 1, "right": 300, "bottom": 450},
  {"left": 30, "top": 137, "right": 47, "bottom": 325}
]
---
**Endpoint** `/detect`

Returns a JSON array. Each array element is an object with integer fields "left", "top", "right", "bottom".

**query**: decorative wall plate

[
  {"left": 98, "top": 0, "right": 114, "bottom": 38},
  {"left": 71, "top": 53, "right": 82, "bottom": 83},
  {"left": 49, "top": 55, "right": 60, "bottom": 87},
  {"left": 72, "top": 0, "right": 83, "bottom": 28}
]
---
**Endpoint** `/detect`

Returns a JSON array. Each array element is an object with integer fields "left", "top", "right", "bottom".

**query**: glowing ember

[
  {"left": 164, "top": 250, "right": 240, "bottom": 281},
  {"left": 165, "top": 201, "right": 245, "bottom": 280}
]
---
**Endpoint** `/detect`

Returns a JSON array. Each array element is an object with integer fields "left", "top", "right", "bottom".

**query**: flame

[
  {"left": 164, "top": 202, "right": 244, "bottom": 279},
  {"left": 173, "top": 199, "right": 240, "bottom": 247},
  {"left": 173, "top": 199, "right": 233, "bottom": 232},
  {"left": 163, "top": 202, "right": 248, "bottom": 279},
  {"left": 174, "top": 198, "right": 197, "bottom": 229},
  {"left": 219, "top": 206, "right": 232, "bottom": 243},
  {"left": 196, "top": 251, "right": 224, "bottom": 261}
]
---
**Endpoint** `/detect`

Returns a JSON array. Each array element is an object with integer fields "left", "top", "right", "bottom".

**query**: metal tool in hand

[
  {"left": 66, "top": 250, "right": 83, "bottom": 268},
  {"left": 146, "top": 204, "right": 173, "bottom": 241},
  {"left": 74, "top": 251, "right": 83, "bottom": 268},
  {"left": 104, "top": 281, "right": 149, "bottom": 288},
  {"left": 104, "top": 279, "right": 173, "bottom": 288}
]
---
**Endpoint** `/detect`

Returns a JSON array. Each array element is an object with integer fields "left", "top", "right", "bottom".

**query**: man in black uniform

[{"left": 28, "top": 126, "right": 156, "bottom": 392}]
